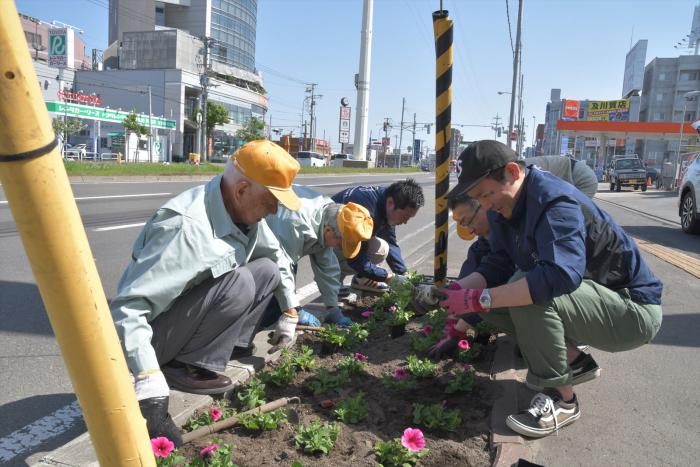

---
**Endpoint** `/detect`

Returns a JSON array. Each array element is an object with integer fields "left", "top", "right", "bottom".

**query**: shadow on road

[
  {"left": 0, "top": 281, "right": 53, "bottom": 337},
  {"left": 622, "top": 225, "right": 700, "bottom": 257},
  {"left": 651, "top": 313, "right": 700, "bottom": 349}
]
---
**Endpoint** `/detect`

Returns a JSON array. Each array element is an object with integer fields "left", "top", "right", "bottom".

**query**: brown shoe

[{"left": 162, "top": 362, "right": 234, "bottom": 395}]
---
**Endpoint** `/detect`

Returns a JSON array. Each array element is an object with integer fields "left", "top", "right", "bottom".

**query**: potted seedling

[
  {"left": 445, "top": 364, "right": 476, "bottom": 394},
  {"left": 333, "top": 391, "right": 368, "bottom": 424},
  {"left": 238, "top": 408, "right": 288, "bottom": 431},
  {"left": 185, "top": 400, "right": 234, "bottom": 431},
  {"left": 474, "top": 321, "right": 498, "bottom": 346},
  {"left": 382, "top": 368, "right": 418, "bottom": 391},
  {"left": 318, "top": 324, "right": 348, "bottom": 355},
  {"left": 412, "top": 402, "right": 462, "bottom": 433},
  {"left": 374, "top": 427, "right": 428, "bottom": 467},
  {"left": 405, "top": 354, "right": 438, "bottom": 379},
  {"left": 188, "top": 439, "right": 238, "bottom": 467},
  {"left": 385, "top": 304, "right": 414, "bottom": 338},
  {"left": 294, "top": 419, "right": 341, "bottom": 455},
  {"left": 305, "top": 368, "right": 351, "bottom": 396}
]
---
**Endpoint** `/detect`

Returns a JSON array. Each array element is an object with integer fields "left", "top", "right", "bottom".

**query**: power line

[{"left": 505, "top": 0, "right": 515, "bottom": 56}]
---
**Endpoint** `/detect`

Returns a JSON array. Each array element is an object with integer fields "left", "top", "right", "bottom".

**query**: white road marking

[
  {"left": 0, "top": 193, "right": 171, "bottom": 205},
  {"left": 93, "top": 222, "right": 146, "bottom": 232},
  {"left": 0, "top": 401, "right": 82, "bottom": 462}
]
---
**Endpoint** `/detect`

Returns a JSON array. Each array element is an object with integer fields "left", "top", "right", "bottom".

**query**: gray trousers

[{"left": 150, "top": 257, "right": 279, "bottom": 372}]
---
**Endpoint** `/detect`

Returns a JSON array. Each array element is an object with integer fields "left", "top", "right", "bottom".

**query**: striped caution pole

[{"left": 432, "top": 8, "right": 453, "bottom": 286}]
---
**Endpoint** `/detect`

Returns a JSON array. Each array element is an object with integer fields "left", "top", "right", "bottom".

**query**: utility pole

[
  {"left": 200, "top": 37, "right": 211, "bottom": 162},
  {"left": 307, "top": 83, "right": 317, "bottom": 152},
  {"left": 492, "top": 114, "right": 502, "bottom": 140},
  {"left": 516, "top": 74, "right": 524, "bottom": 157},
  {"left": 411, "top": 112, "right": 417, "bottom": 165},
  {"left": 507, "top": 0, "right": 523, "bottom": 149},
  {"left": 353, "top": 0, "right": 374, "bottom": 161},
  {"left": 397, "top": 97, "right": 405, "bottom": 168},
  {"left": 383, "top": 117, "right": 391, "bottom": 167},
  {"left": 532, "top": 115, "right": 536, "bottom": 154},
  {"left": 147, "top": 84, "right": 153, "bottom": 163}
]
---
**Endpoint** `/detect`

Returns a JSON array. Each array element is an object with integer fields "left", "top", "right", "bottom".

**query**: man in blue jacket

[
  {"left": 416, "top": 140, "right": 663, "bottom": 438},
  {"left": 332, "top": 179, "right": 424, "bottom": 293}
]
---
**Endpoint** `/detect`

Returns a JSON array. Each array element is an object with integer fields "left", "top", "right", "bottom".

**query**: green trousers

[{"left": 481, "top": 275, "right": 662, "bottom": 388}]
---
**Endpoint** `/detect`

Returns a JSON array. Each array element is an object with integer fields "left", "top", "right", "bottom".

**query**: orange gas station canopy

[{"left": 556, "top": 120, "right": 698, "bottom": 140}]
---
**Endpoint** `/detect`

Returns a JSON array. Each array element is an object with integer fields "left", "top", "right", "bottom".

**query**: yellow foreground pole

[
  {"left": 432, "top": 9, "right": 453, "bottom": 286},
  {"left": 0, "top": 5, "right": 154, "bottom": 465}
]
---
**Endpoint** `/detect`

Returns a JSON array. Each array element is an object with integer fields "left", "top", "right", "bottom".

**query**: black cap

[{"left": 447, "top": 140, "right": 517, "bottom": 199}]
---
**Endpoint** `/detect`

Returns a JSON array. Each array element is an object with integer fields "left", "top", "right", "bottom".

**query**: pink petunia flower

[
  {"left": 361, "top": 309, "right": 374, "bottom": 318},
  {"left": 388, "top": 305, "right": 398, "bottom": 313},
  {"left": 199, "top": 443, "right": 219, "bottom": 457},
  {"left": 463, "top": 363, "right": 474, "bottom": 372},
  {"left": 210, "top": 406, "right": 223, "bottom": 422},
  {"left": 458, "top": 339, "right": 470, "bottom": 350},
  {"left": 401, "top": 427, "right": 426, "bottom": 452},
  {"left": 354, "top": 352, "right": 367, "bottom": 363},
  {"left": 393, "top": 368, "right": 408, "bottom": 380},
  {"left": 422, "top": 325, "right": 433, "bottom": 336},
  {"left": 151, "top": 437, "right": 175, "bottom": 458}
]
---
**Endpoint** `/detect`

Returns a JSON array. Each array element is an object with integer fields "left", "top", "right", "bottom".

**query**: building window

[
  {"left": 155, "top": 6, "right": 165, "bottom": 26},
  {"left": 25, "top": 31, "right": 42, "bottom": 49},
  {"left": 656, "top": 93, "right": 664, "bottom": 102},
  {"left": 653, "top": 112, "right": 665, "bottom": 121},
  {"left": 658, "top": 72, "right": 666, "bottom": 81},
  {"left": 679, "top": 71, "right": 699, "bottom": 81}
]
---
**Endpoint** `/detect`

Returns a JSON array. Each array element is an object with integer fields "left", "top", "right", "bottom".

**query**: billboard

[
  {"left": 562, "top": 99, "right": 580, "bottom": 120},
  {"left": 586, "top": 99, "right": 630, "bottom": 122},
  {"left": 46, "top": 101, "right": 176, "bottom": 129},
  {"left": 48, "top": 28, "right": 74, "bottom": 69},
  {"left": 622, "top": 40, "right": 647, "bottom": 98}
]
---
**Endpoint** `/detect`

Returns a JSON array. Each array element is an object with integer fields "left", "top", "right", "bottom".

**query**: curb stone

[{"left": 490, "top": 334, "right": 535, "bottom": 467}]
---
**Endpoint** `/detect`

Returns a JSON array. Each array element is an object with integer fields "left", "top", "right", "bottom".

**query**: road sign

[
  {"left": 339, "top": 130, "right": 350, "bottom": 143},
  {"left": 48, "top": 28, "right": 74, "bottom": 68},
  {"left": 339, "top": 105, "right": 351, "bottom": 143},
  {"left": 45, "top": 101, "right": 176, "bottom": 129}
]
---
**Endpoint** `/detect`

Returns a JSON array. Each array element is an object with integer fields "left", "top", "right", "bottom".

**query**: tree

[
  {"left": 122, "top": 112, "right": 150, "bottom": 137},
  {"left": 206, "top": 101, "right": 230, "bottom": 136},
  {"left": 235, "top": 117, "right": 266, "bottom": 143},
  {"left": 52, "top": 117, "right": 85, "bottom": 143}
]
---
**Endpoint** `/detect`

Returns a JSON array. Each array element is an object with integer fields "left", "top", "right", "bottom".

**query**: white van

[
  {"left": 331, "top": 153, "right": 350, "bottom": 167},
  {"left": 297, "top": 151, "right": 326, "bottom": 167}
]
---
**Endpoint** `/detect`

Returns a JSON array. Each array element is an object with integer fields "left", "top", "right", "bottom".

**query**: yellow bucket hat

[
  {"left": 337, "top": 202, "right": 374, "bottom": 259},
  {"left": 232, "top": 140, "right": 301, "bottom": 211}
]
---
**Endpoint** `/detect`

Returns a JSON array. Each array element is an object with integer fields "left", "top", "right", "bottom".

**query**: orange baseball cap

[
  {"left": 456, "top": 223, "right": 476, "bottom": 241},
  {"left": 337, "top": 202, "right": 374, "bottom": 259},
  {"left": 232, "top": 140, "right": 301, "bottom": 211}
]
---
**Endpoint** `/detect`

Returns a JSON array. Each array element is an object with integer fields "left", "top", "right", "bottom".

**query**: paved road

[{"left": 1, "top": 177, "right": 698, "bottom": 465}]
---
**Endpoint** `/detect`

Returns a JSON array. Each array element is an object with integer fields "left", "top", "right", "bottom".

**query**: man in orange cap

[
  {"left": 111, "top": 140, "right": 300, "bottom": 445},
  {"left": 262, "top": 186, "right": 374, "bottom": 340}
]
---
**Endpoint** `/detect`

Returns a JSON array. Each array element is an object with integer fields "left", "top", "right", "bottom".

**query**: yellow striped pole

[
  {"left": 432, "top": 8, "right": 453, "bottom": 286},
  {"left": 0, "top": 4, "right": 154, "bottom": 465}
]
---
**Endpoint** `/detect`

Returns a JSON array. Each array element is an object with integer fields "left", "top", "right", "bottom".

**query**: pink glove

[
  {"left": 447, "top": 281, "right": 462, "bottom": 290},
  {"left": 438, "top": 288, "right": 486, "bottom": 315}
]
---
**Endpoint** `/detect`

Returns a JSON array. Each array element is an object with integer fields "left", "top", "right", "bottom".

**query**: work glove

[
  {"left": 324, "top": 306, "right": 353, "bottom": 327},
  {"left": 426, "top": 318, "right": 466, "bottom": 360},
  {"left": 134, "top": 371, "right": 182, "bottom": 446},
  {"left": 297, "top": 308, "right": 321, "bottom": 327},
  {"left": 270, "top": 312, "right": 298, "bottom": 346},
  {"left": 412, "top": 284, "right": 442, "bottom": 315},
  {"left": 438, "top": 287, "right": 487, "bottom": 315}
]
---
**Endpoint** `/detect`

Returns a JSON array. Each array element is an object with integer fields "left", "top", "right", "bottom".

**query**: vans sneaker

[
  {"left": 506, "top": 391, "right": 580, "bottom": 438},
  {"left": 351, "top": 276, "right": 390, "bottom": 293},
  {"left": 525, "top": 352, "right": 600, "bottom": 391}
]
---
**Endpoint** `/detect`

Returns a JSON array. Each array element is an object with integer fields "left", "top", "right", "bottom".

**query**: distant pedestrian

[
  {"left": 332, "top": 179, "right": 424, "bottom": 293},
  {"left": 414, "top": 140, "right": 662, "bottom": 438},
  {"left": 111, "top": 140, "right": 301, "bottom": 445}
]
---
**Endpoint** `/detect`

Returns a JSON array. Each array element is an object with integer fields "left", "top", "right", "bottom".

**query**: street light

[
  {"left": 497, "top": 91, "right": 512, "bottom": 95},
  {"left": 674, "top": 90, "right": 700, "bottom": 188}
]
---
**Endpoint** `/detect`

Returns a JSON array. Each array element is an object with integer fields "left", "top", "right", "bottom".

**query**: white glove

[
  {"left": 133, "top": 370, "right": 169, "bottom": 401},
  {"left": 390, "top": 274, "right": 409, "bottom": 288},
  {"left": 414, "top": 284, "right": 440, "bottom": 306},
  {"left": 270, "top": 312, "right": 298, "bottom": 346}
]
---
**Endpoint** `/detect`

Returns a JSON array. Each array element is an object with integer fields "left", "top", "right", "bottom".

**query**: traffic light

[
  {"left": 497, "top": 127, "right": 502, "bottom": 137},
  {"left": 383, "top": 121, "right": 389, "bottom": 131}
]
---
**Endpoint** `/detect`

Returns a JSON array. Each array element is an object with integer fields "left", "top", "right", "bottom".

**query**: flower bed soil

[{"left": 177, "top": 310, "right": 500, "bottom": 466}]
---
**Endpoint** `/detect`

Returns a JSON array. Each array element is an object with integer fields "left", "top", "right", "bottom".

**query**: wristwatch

[{"left": 479, "top": 289, "right": 492, "bottom": 310}]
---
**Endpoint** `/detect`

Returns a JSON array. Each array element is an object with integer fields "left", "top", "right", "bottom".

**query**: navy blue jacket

[
  {"left": 475, "top": 168, "right": 663, "bottom": 305},
  {"left": 332, "top": 186, "right": 407, "bottom": 280},
  {"left": 458, "top": 237, "right": 491, "bottom": 279}
]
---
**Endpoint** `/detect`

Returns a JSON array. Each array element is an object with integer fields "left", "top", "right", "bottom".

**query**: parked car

[
  {"left": 331, "top": 153, "right": 349, "bottom": 167},
  {"left": 64, "top": 143, "right": 87, "bottom": 159},
  {"left": 678, "top": 152, "right": 700, "bottom": 234},
  {"left": 608, "top": 156, "right": 647, "bottom": 192},
  {"left": 297, "top": 151, "right": 326, "bottom": 167}
]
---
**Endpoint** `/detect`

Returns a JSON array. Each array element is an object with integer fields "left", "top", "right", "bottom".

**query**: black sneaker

[
  {"left": 506, "top": 391, "right": 580, "bottom": 438},
  {"left": 525, "top": 352, "right": 600, "bottom": 391}
]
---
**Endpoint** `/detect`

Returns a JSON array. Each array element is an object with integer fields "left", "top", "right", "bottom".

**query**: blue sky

[{"left": 15, "top": 0, "right": 700, "bottom": 152}]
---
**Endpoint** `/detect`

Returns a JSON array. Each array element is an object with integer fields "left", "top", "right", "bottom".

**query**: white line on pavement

[
  {"left": 0, "top": 193, "right": 172, "bottom": 205},
  {"left": 0, "top": 401, "right": 82, "bottom": 462},
  {"left": 94, "top": 222, "right": 146, "bottom": 232}
]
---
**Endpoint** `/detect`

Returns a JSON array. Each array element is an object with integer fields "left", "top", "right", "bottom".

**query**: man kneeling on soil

[
  {"left": 261, "top": 185, "right": 374, "bottom": 335},
  {"left": 111, "top": 140, "right": 301, "bottom": 445},
  {"left": 414, "top": 140, "right": 663, "bottom": 438}
]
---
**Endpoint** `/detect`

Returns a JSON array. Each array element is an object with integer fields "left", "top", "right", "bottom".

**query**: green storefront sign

[{"left": 46, "top": 101, "right": 176, "bottom": 130}]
